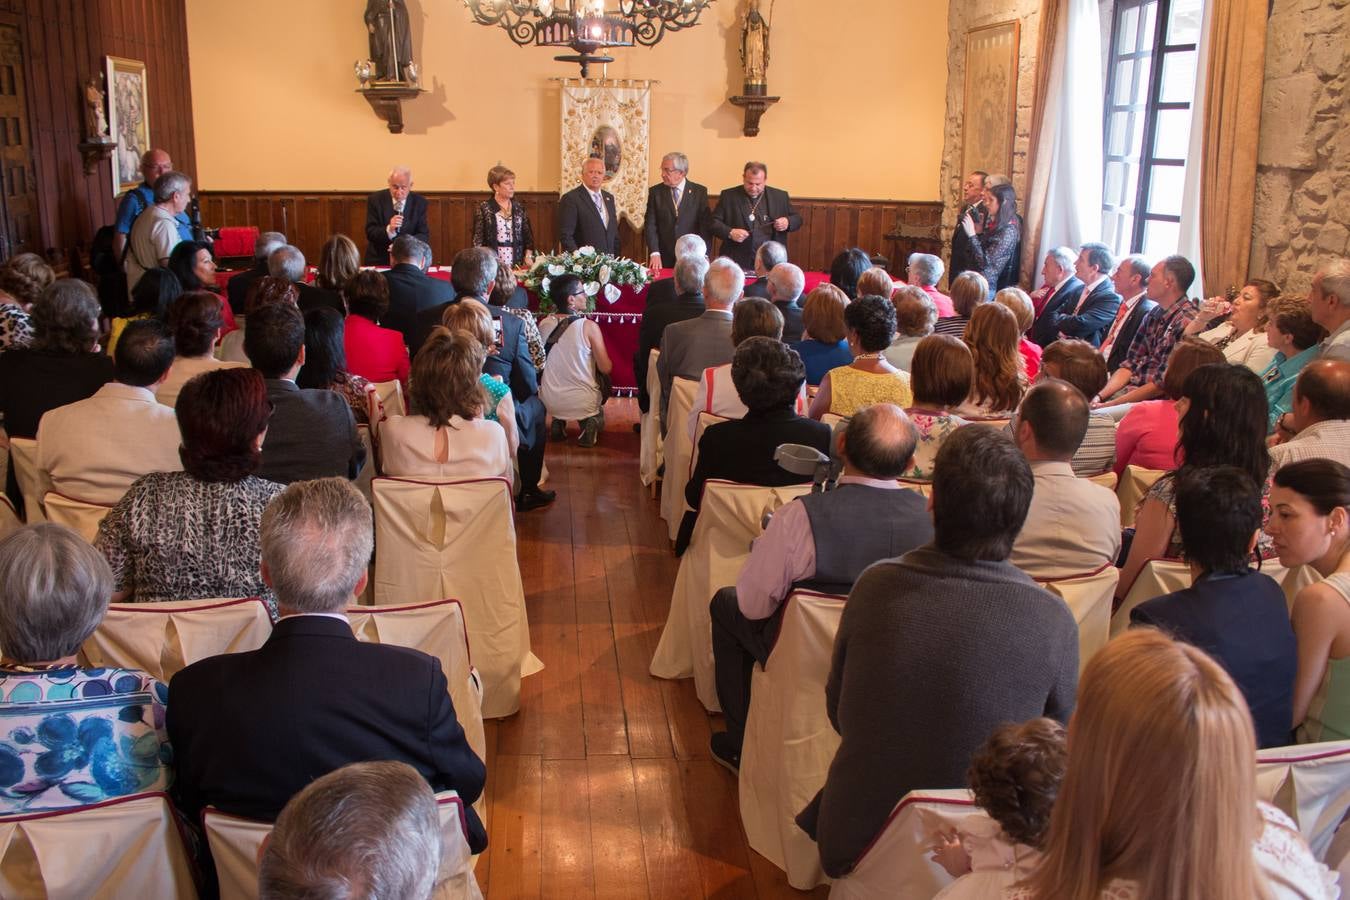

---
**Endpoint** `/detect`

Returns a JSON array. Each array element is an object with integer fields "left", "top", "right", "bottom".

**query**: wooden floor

[{"left": 472, "top": 398, "right": 829, "bottom": 900}]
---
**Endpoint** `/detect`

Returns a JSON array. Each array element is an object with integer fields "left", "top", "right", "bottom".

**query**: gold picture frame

[
  {"left": 962, "top": 20, "right": 1020, "bottom": 179},
  {"left": 106, "top": 56, "right": 149, "bottom": 197}
]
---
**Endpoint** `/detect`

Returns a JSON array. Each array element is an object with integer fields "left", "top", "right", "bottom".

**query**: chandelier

[{"left": 464, "top": 0, "right": 713, "bottom": 77}]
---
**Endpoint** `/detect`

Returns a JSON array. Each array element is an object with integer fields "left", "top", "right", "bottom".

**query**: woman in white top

[
  {"left": 539, "top": 275, "right": 612, "bottom": 448},
  {"left": 159, "top": 290, "right": 244, "bottom": 407},
  {"left": 379, "top": 327, "right": 511, "bottom": 482},
  {"left": 1186, "top": 278, "right": 1282, "bottom": 372},
  {"left": 1006, "top": 629, "right": 1335, "bottom": 900}
]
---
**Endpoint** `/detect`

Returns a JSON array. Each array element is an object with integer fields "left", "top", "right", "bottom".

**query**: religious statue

[
  {"left": 83, "top": 74, "right": 108, "bottom": 139},
  {"left": 365, "top": 0, "right": 414, "bottom": 83},
  {"left": 740, "top": 0, "right": 770, "bottom": 87}
]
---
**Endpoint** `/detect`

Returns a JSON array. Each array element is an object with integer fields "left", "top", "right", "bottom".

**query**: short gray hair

[
  {"left": 259, "top": 761, "right": 440, "bottom": 900},
  {"left": 254, "top": 231, "right": 287, "bottom": 262},
  {"left": 1318, "top": 258, "right": 1350, "bottom": 308},
  {"left": 986, "top": 173, "right": 1011, "bottom": 188},
  {"left": 767, "top": 262, "right": 805, "bottom": 303},
  {"left": 153, "top": 171, "right": 191, "bottom": 204},
  {"left": 704, "top": 257, "right": 745, "bottom": 308},
  {"left": 450, "top": 247, "right": 498, "bottom": 298},
  {"left": 268, "top": 245, "right": 307, "bottom": 284},
  {"left": 661, "top": 152, "right": 689, "bottom": 174},
  {"left": 755, "top": 241, "right": 788, "bottom": 271},
  {"left": 392, "top": 235, "right": 431, "bottom": 267},
  {"left": 1046, "top": 246, "right": 1076, "bottom": 272},
  {"left": 906, "top": 253, "right": 944, "bottom": 287},
  {"left": 0, "top": 524, "right": 111, "bottom": 661},
  {"left": 259, "top": 478, "right": 373, "bottom": 614},
  {"left": 388, "top": 166, "right": 413, "bottom": 183},
  {"left": 674, "top": 255, "right": 709, "bottom": 294},
  {"left": 673, "top": 233, "right": 706, "bottom": 260}
]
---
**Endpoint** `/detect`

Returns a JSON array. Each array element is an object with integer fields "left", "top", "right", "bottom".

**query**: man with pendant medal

[{"left": 711, "top": 161, "right": 801, "bottom": 272}]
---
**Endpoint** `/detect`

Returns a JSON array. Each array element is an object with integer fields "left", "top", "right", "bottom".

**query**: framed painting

[
  {"left": 106, "top": 56, "right": 149, "bottom": 197},
  {"left": 962, "top": 21, "right": 1020, "bottom": 179}
]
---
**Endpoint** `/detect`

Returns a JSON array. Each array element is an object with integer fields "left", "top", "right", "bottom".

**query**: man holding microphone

[{"left": 364, "top": 166, "right": 430, "bottom": 265}]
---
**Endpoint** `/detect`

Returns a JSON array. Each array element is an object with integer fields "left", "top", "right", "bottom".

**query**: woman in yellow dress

[{"left": 808, "top": 294, "right": 913, "bottom": 419}]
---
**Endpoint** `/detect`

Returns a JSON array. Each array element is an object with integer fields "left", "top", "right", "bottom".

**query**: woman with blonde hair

[
  {"left": 935, "top": 271, "right": 989, "bottom": 337},
  {"left": 855, "top": 266, "right": 896, "bottom": 301},
  {"left": 995, "top": 286, "right": 1042, "bottom": 380},
  {"left": 959, "top": 302, "right": 1025, "bottom": 417},
  {"left": 315, "top": 233, "right": 361, "bottom": 299},
  {"left": 1186, "top": 278, "right": 1281, "bottom": 372},
  {"left": 1009, "top": 629, "right": 1334, "bottom": 900},
  {"left": 440, "top": 299, "right": 518, "bottom": 455}
]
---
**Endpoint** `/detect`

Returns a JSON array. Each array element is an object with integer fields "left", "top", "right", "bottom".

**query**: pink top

[
  {"left": 1017, "top": 338, "right": 1042, "bottom": 381},
  {"left": 921, "top": 284, "right": 956, "bottom": 318},
  {"left": 1114, "top": 398, "right": 1181, "bottom": 475},
  {"left": 344, "top": 313, "right": 411, "bottom": 389}
]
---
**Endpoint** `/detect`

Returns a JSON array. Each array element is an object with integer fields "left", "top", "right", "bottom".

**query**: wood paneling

[{"left": 200, "top": 190, "right": 944, "bottom": 277}]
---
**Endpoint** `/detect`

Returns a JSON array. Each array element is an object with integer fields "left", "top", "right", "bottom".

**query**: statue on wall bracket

[
  {"left": 355, "top": 0, "right": 425, "bottom": 134},
  {"left": 730, "top": 0, "right": 779, "bottom": 137}
]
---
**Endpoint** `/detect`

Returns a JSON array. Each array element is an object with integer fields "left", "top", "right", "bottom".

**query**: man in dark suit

[
  {"left": 1030, "top": 246, "right": 1085, "bottom": 347},
  {"left": 268, "top": 244, "right": 344, "bottom": 316},
  {"left": 226, "top": 231, "right": 286, "bottom": 315},
  {"left": 1100, "top": 254, "right": 1157, "bottom": 372},
  {"left": 948, "top": 170, "right": 988, "bottom": 282},
  {"left": 644, "top": 233, "right": 706, "bottom": 309},
  {"left": 385, "top": 236, "right": 456, "bottom": 352},
  {"left": 636, "top": 256, "right": 708, "bottom": 413},
  {"left": 1043, "top": 242, "right": 1121, "bottom": 347},
  {"left": 558, "top": 158, "right": 620, "bottom": 255},
  {"left": 742, "top": 240, "right": 786, "bottom": 300},
  {"left": 767, "top": 261, "right": 806, "bottom": 343},
  {"left": 364, "top": 166, "right": 430, "bottom": 265},
  {"left": 167, "top": 478, "right": 487, "bottom": 852},
  {"left": 710, "top": 162, "right": 802, "bottom": 272},
  {"left": 657, "top": 258, "right": 743, "bottom": 433},
  {"left": 644, "top": 152, "right": 711, "bottom": 272},
  {"left": 244, "top": 302, "right": 364, "bottom": 484}
]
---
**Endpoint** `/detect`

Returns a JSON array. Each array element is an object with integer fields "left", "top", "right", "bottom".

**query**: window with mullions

[{"left": 1101, "top": 0, "right": 1203, "bottom": 260}]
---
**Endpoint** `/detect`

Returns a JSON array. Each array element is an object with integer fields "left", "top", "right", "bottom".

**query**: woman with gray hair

[
  {"left": 884, "top": 285, "right": 937, "bottom": 371},
  {"left": 0, "top": 523, "right": 172, "bottom": 813}
]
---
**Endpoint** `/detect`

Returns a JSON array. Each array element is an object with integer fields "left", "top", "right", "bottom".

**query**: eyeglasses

[{"left": 660, "top": 167, "right": 681, "bottom": 174}]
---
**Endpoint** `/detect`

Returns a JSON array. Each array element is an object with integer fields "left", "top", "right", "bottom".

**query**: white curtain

[
  {"left": 1176, "top": 0, "right": 1213, "bottom": 298},
  {"left": 1026, "top": 0, "right": 1105, "bottom": 287}
]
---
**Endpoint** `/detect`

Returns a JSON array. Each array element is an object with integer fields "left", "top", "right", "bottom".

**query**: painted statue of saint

[
  {"left": 83, "top": 75, "right": 108, "bottom": 138},
  {"left": 365, "top": 0, "right": 414, "bottom": 83},
  {"left": 740, "top": 0, "right": 770, "bottom": 86}
]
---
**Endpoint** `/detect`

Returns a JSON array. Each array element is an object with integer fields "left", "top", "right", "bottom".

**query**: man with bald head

[
  {"left": 112, "top": 149, "right": 191, "bottom": 262},
  {"left": 365, "top": 166, "right": 430, "bottom": 264},
  {"left": 559, "top": 157, "right": 620, "bottom": 256},
  {"left": 1271, "top": 359, "right": 1350, "bottom": 472}
]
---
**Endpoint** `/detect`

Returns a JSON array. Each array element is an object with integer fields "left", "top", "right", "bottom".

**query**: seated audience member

[
  {"left": 311, "top": 233, "right": 361, "bottom": 311},
  {"left": 1131, "top": 466, "right": 1296, "bottom": 749},
  {"left": 1312, "top": 258, "right": 1350, "bottom": 361},
  {"left": 95, "top": 368, "right": 284, "bottom": 609},
  {"left": 636, "top": 255, "right": 708, "bottom": 413},
  {"left": 219, "top": 275, "right": 301, "bottom": 364},
  {"left": 904, "top": 252, "right": 955, "bottom": 318},
  {"left": 934, "top": 271, "right": 989, "bottom": 337},
  {"left": 490, "top": 265, "right": 544, "bottom": 369},
  {"left": 298, "top": 308, "right": 378, "bottom": 427},
  {"left": 0, "top": 524, "right": 171, "bottom": 813},
  {"left": 687, "top": 297, "right": 801, "bottom": 440},
  {"left": 1008, "top": 380, "right": 1121, "bottom": 579},
  {"left": 1113, "top": 337, "right": 1225, "bottom": 476},
  {"left": 226, "top": 230, "right": 285, "bottom": 315},
  {"left": 0, "top": 252, "right": 54, "bottom": 355},
  {"left": 1185, "top": 278, "right": 1281, "bottom": 373},
  {"left": 1096, "top": 255, "right": 1155, "bottom": 372},
  {"left": 1011, "top": 630, "right": 1332, "bottom": 900},
  {"left": 1028, "top": 246, "right": 1083, "bottom": 347},
  {"left": 767, "top": 261, "right": 806, "bottom": 343},
  {"left": 677, "top": 337, "right": 830, "bottom": 554},
  {"left": 269, "top": 243, "right": 339, "bottom": 316},
  {"left": 1268, "top": 460, "right": 1350, "bottom": 743},
  {"left": 389, "top": 236, "right": 456, "bottom": 355},
  {"left": 901, "top": 334, "right": 973, "bottom": 481},
  {"left": 1044, "top": 242, "right": 1122, "bottom": 348},
  {"left": 743, "top": 239, "right": 787, "bottom": 300},
  {"left": 1118, "top": 363, "right": 1271, "bottom": 601},
  {"left": 108, "top": 267, "right": 182, "bottom": 357},
  {"left": 166, "top": 478, "right": 487, "bottom": 854},
  {"left": 707, "top": 403, "right": 933, "bottom": 770},
  {"left": 342, "top": 269, "right": 411, "bottom": 390},
  {"left": 884, "top": 286, "right": 937, "bottom": 371},
  {"left": 644, "top": 232, "right": 708, "bottom": 308},
  {"left": 810, "top": 295, "right": 913, "bottom": 418},
  {"left": 856, "top": 266, "right": 896, "bottom": 301},
  {"left": 1261, "top": 295, "right": 1327, "bottom": 432},
  {"left": 167, "top": 239, "right": 237, "bottom": 336},
  {"left": 829, "top": 247, "right": 872, "bottom": 300},
  {"left": 1271, "top": 360, "right": 1350, "bottom": 472},
  {"left": 380, "top": 327, "right": 512, "bottom": 481},
  {"left": 792, "top": 284, "right": 852, "bottom": 386},
  {"left": 658, "top": 257, "right": 742, "bottom": 433},
  {"left": 956, "top": 302, "right": 1025, "bottom": 418},
  {"left": 245, "top": 301, "right": 365, "bottom": 484},
  {"left": 441, "top": 300, "right": 519, "bottom": 455},
  {"left": 539, "top": 275, "right": 613, "bottom": 448},
  {"left": 36, "top": 319, "right": 181, "bottom": 505},
  {"left": 929, "top": 719, "right": 1066, "bottom": 897},
  {"left": 1038, "top": 339, "right": 1115, "bottom": 476},
  {"left": 995, "top": 287, "right": 1041, "bottom": 379},
  {"left": 158, "top": 291, "right": 245, "bottom": 408},
  {"left": 1095, "top": 255, "right": 1200, "bottom": 412},
  {"left": 259, "top": 762, "right": 443, "bottom": 900},
  {"left": 799, "top": 426, "right": 1078, "bottom": 879}
]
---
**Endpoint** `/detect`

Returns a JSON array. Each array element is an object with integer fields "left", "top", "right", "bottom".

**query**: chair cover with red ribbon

[
  {"left": 79, "top": 597, "right": 274, "bottom": 683},
  {"left": 1116, "top": 464, "right": 1166, "bottom": 528},
  {"left": 639, "top": 350, "right": 664, "bottom": 488},
  {"left": 42, "top": 492, "right": 113, "bottom": 544},
  {"left": 658, "top": 377, "right": 699, "bottom": 542},
  {"left": 1037, "top": 564, "right": 1119, "bottom": 675},
  {"left": 1257, "top": 740, "right": 1350, "bottom": 865}
]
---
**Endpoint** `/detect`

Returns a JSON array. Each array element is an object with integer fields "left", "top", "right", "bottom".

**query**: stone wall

[{"left": 1250, "top": 0, "right": 1350, "bottom": 294}]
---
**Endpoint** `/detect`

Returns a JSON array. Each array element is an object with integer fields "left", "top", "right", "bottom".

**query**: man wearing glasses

[
  {"left": 364, "top": 166, "right": 430, "bottom": 265},
  {"left": 644, "top": 152, "right": 711, "bottom": 277}
]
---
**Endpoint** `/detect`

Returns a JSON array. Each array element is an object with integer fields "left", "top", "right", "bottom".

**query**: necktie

[
  {"left": 672, "top": 185, "right": 682, "bottom": 212},
  {"left": 593, "top": 192, "right": 607, "bottom": 227},
  {"left": 1100, "top": 298, "right": 1134, "bottom": 355},
  {"left": 1073, "top": 284, "right": 1093, "bottom": 315}
]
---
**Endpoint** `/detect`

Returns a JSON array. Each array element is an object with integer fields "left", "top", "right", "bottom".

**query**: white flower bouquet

[{"left": 522, "top": 246, "right": 649, "bottom": 314}]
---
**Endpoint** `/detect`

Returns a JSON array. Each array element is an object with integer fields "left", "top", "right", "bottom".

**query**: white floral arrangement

[{"left": 523, "top": 246, "right": 649, "bottom": 314}]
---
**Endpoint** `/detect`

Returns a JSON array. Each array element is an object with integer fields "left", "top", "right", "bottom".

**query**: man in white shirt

[
  {"left": 1099, "top": 255, "right": 1156, "bottom": 372},
  {"left": 1270, "top": 359, "right": 1350, "bottom": 472},
  {"left": 1311, "top": 258, "right": 1350, "bottom": 362},
  {"left": 36, "top": 319, "right": 181, "bottom": 505},
  {"left": 1009, "top": 379, "right": 1121, "bottom": 579},
  {"left": 126, "top": 171, "right": 191, "bottom": 292}
]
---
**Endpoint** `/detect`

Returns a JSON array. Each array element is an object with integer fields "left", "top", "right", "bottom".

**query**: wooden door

[{"left": 0, "top": 22, "right": 36, "bottom": 258}]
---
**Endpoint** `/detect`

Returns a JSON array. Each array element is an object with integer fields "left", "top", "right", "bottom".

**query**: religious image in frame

[
  {"left": 962, "top": 21, "right": 1020, "bottom": 179},
  {"left": 106, "top": 56, "right": 149, "bottom": 197}
]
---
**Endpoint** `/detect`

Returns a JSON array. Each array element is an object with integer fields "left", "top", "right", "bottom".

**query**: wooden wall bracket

[
  {"left": 357, "top": 84, "right": 425, "bottom": 134},
  {"left": 76, "top": 136, "right": 117, "bottom": 175},
  {"left": 729, "top": 91, "right": 779, "bottom": 138}
]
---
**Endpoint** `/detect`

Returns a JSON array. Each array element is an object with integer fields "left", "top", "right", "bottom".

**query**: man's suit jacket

[
  {"left": 296, "top": 282, "right": 345, "bottom": 317},
  {"left": 166, "top": 615, "right": 487, "bottom": 851},
  {"left": 1105, "top": 297, "right": 1159, "bottom": 372},
  {"left": 1049, "top": 279, "right": 1123, "bottom": 347},
  {"left": 710, "top": 186, "right": 802, "bottom": 271},
  {"left": 558, "top": 185, "right": 620, "bottom": 256},
  {"left": 776, "top": 299, "right": 805, "bottom": 343},
  {"left": 645, "top": 276, "right": 678, "bottom": 309},
  {"left": 656, "top": 309, "right": 733, "bottom": 431},
  {"left": 635, "top": 291, "right": 705, "bottom": 413},
  {"left": 384, "top": 263, "right": 456, "bottom": 351},
  {"left": 643, "top": 180, "right": 711, "bottom": 268},
  {"left": 948, "top": 204, "right": 985, "bottom": 282},
  {"left": 257, "top": 379, "right": 365, "bottom": 484},
  {"left": 364, "top": 190, "right": 431, "bottom": 265},
  {"left": 1029, "top": 276, "right": 1086, "bottom": 348},
  {"left": 226, "top": 260, "right": 268, "bottom": 315}
]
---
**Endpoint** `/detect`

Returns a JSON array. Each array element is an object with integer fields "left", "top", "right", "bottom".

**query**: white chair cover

[
  {"left": 371, "top": 476, "right": 541, "bottom": 719},
  {"left": 659, "top": 377, "right": 699, "bottom": 542},
  {"left": 7, "top": 438, "right": 46, "bottom": 523},
  {"left": 373, "top": 379, "right": 406, "bottom": 418},
  {"left": 820, "top": 412, "right": 847, "bottom": 430},
  {"left": 651, "top": 480, "right": 812, "bottom": 710},
  {"left": 0, "top": 792, "right": 196, "bottom": 899},
  {"left": 1116, "top": 464, "right": 1166, "bottom": 528},
  {"left": 1037, "top": 564, "right": 1119, "bottom": 675},
  {"left": 79, "top": 597, "right": 273, "bottom": 683},
  {"left": 739, "top": 590, "right": 847, "bottom": 890},
  {"left": 204, "top": 791, "right": 484, "bottom": 900},
  {"left": 217, "top": 327, "right": 247, "bottom": 363},
  {"left": 1086, "top": 470, "right": 1118, "bottom": 490},
  {"left": 639, "top": 350, "right": 664, "bottom": 487},
  {"left": 688, "top": 411, "right": 729, "bottom": 472},
  {"left": 828, "top": 789, "right": 982, "bottom": 900},
  {"left": 42, "top": 492, "right": 112, "bottom": 544},
  {"left": 1257, "top": 740, "right": 1350, "bottom": 862},
  {"left": 0, "top": 496, "right": 19, "bottom": 541},
  {"left": 354, "top": 424, "right": 376, "bottom": 502},
  {"left": 1110, "top": 558, "right": 1191, "bottom": 636},
  {"left": 1277, "top": 563, "right": 1324, "bottom": 612}
]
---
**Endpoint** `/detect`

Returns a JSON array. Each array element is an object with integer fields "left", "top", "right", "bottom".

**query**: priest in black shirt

[{"left": 710, "top": 161, "right": 801, "bottom": 272}]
